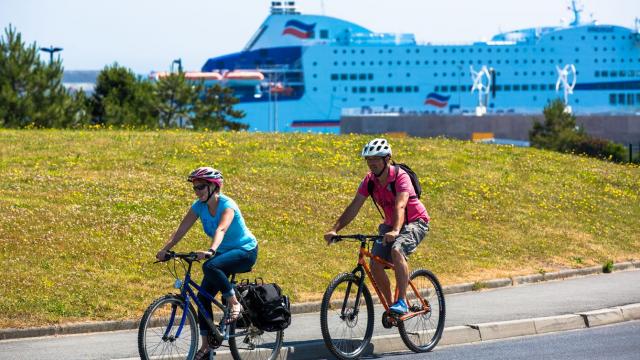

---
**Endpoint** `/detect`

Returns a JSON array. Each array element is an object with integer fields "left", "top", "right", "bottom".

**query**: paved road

[
  {"left": 1, "top": 270, "right": 639, "bottom": 360},
  {"left": 381, "top": 320, "right": 640, "bottom": 360}
]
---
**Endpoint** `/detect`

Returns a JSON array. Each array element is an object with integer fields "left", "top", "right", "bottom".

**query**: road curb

[{"left": 2, "top": 262, "right": 638, "bottom": 341}]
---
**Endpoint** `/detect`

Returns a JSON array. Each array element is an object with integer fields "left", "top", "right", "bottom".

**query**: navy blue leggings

[{"left": 197, "top": 246, "right": 257, "bottom": 335}]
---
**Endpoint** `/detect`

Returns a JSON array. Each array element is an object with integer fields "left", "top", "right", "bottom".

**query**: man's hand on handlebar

[{"left": 324, "top": 230, "right": 338, "bottom": 245}]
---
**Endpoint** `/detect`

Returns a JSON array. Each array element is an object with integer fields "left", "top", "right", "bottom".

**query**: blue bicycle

[{"left": 138, "top": 251, "right": 284, "bottom": 360}]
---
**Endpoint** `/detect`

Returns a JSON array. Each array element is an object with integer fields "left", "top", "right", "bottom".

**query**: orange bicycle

[{"left": 320, "top": 234, "right": 445, "bottom": 359}]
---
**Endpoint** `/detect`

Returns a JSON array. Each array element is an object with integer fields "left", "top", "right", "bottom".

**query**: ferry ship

[{"left": 197, "top": 1, "right": 640, "bottom": 132}]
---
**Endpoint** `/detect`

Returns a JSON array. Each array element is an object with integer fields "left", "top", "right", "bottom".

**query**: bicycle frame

[
  {"left": 167, "top": 257, "right": 237, "bottom": 344},
  {"left": 351, "top": 239, "right": 431, "bottom": 322}
]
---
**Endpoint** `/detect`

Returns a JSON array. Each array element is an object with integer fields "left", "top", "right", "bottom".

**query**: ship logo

[
  {"left": 424, "top": 92, "right": 451, "bottom": 108},
  {"left": 282, "top": 20, "right": 316, "bottom": 39}
]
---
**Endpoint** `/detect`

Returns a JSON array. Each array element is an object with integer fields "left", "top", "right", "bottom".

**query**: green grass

[{"left": 0, "top": 129, "right": 638, "bottom": 328}]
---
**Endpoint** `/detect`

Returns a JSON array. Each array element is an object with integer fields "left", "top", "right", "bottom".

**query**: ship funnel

[{"left": 271, "top": 1, "right": 299, "bottom": 15}]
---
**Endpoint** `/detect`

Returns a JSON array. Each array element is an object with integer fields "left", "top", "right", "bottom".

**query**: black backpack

[
  {"left": 367, "top": 163, "right": 422, "bottom": 223},
  {"left": 236, "top": 279, "right": 291, "bottom": 332}
]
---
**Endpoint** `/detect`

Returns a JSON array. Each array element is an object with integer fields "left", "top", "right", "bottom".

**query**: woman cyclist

[{"left": 156, "top": 166, "right": 258, "bottom": 360}]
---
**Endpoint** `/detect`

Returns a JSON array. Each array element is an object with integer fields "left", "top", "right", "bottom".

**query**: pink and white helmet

[{"left": 187, "top": 167, "right": 223, "bottom": 188}]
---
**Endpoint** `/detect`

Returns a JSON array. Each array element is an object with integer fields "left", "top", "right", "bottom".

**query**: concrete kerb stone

[
  {"left": 440, "top": 325, "right": 481, "bottom": 345},
  {"left": 443, "top": 282, "right": 474, "bottom": 295},
  {"left": 512, "top": 273, "right": 544, "bottom": 285},
  {"left": 532, "top": 314, "right": 586, "bottom": 334},
  {"left": 469, "top": 318, "right": 536, "bottom": 341},
  {"left": 578, "top": 308, "right": 625, "bottom": 327},
  {"left": 619, "top": 304, "right": 640, "bottom": 321},
  {"left": 612, "top": 261, "right": 635, "bottom": 271},
  {"left": 481, "top": 278, "right": 512, "bottom": 289}
]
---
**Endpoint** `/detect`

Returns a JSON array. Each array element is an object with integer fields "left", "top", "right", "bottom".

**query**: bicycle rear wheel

[
  {"left": 398, "top": 268, "right": 446, "bottom": 352},
  {"left": 138, "top": 294, "right": 199, "bottom": 360},
  {"left": 229, "top": 321, "right": 284, "bottom": 360},
  {"left": 320, "top": 272, "right": 374, "bottom": 360}
]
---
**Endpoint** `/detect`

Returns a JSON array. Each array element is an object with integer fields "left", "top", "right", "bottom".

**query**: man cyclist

[{"left": 324, "top": 138, "right": 430, "bottom": 315}]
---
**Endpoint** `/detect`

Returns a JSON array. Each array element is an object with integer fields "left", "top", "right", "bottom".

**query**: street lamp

[
  {"left": 39, "top": 45, "right": 63, "bottom": 64},
  {"left": 171, "top": 58, "right": 183, "bottom": 73}
]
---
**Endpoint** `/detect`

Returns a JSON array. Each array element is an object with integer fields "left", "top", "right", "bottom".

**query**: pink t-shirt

[{"left": 357, "top": 166, "right": 430, "bottom": 226}]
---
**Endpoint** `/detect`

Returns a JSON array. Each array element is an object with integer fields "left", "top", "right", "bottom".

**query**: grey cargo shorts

[{"left": 372, "top": 218, "right": 429, "bottom": 261}]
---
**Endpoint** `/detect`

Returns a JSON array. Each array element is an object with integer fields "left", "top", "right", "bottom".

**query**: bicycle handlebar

[
  {"left": 330, "top": 234, "right": 383, "bottom": 243},
  {"left": 155, "top": 250, "right": 200, "bottom": 263}
]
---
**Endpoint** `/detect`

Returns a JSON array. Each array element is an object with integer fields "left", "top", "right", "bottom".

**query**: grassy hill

[{"left": 0, "top": 129, "right": 638, "bottom": 328}]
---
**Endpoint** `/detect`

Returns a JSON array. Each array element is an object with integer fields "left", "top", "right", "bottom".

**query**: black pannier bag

[{"left": 236, "top": 278, "right": 291, "bottom": 332}]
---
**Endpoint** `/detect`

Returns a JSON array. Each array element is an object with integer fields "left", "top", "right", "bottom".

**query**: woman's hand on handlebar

[
  {"left": 324, "top": 230, "right": 338, "bottom": 245},
  {"left": 156, "top": 249, "right": 169, "bottom": 261}
]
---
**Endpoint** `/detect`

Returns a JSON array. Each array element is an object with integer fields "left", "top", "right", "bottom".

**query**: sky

[{"left": 2, "top": 0, "right": 639, "bottom": 74}]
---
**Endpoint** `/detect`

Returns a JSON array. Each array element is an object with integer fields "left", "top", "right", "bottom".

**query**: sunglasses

[{"left": 193, "top": 183, "right": 209, "bottom": 191}]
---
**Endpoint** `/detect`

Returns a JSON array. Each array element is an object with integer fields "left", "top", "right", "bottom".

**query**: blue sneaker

[{"left": 389, "top": 298, "right": 408, "bottom": 315}]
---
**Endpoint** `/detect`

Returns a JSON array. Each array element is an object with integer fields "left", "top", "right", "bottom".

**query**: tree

[
  {"left": 191, "top": 84, "right": 247, "bottom": 131},
  {"left": 89, "top": 63, "right": 157, "bottom": 127},
  {"left": 154, "top": 72, "right": 196, "bottom": 128},
  {"left": 530, "top": 99, "right": 627, "bottom": 162},
  {"left": 0, "top": 25, "right": 73, "bottom": 128}
]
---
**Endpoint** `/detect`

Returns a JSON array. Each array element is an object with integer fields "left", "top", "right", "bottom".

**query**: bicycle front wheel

[
  {"left": 320, "top": 272, "right": 374, "bottom": 360},
  {"left": 138, "top": 294, "right": 199, "bottom": 360},
  {"left": 229, "top": 322, "right": 284, "bottom": 360},
  {"left": 398, "top": 268, "right": 446, "bottom": 352}
]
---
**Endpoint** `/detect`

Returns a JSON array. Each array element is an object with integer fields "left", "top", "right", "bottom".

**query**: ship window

[
  {"left": 619, "top": 71, "right": 626, "bottom": 77},
  {"left": 370, "top": 86, "right": 376, "bottom": 93},
  {"left": 581, "top": 36, "right": 586, "bottom": 40},
  {"left": 461, "top": 49, "right": 465, "bottom": 53},
  {"left": 361, "top": 61, "right": 365, "bottom": 66},
  {"left": 320, "top": 30, "right": 329, "bottom": 39},
  {"left": 522, "top": 85, "right": 529, "bottom": 91},
  {"left": 515, "top": 60, "right": 519, "bottom": 64},
  {"left": 334, "top": 61, "right": 338, "bottom": 66},
  {"left": 352, "top": 61, "right": 356, "bottom": 65},
  {"left": 414, "top": 86, "right": 419, "bottom": 92},
  {"left": 333, "top": 50, "right": 338, "bottom": 54},
  {"left": 443, "top": 49, "right": 448, "bottom": 53},
  {"left": 377, "top": 86, "right": 385, "bottom": 92},
  {"left": 313, "top": 87, "right": 317, "bottom": 91},
  {"left": 359, "top": 86, "right": 367, "bottom": 93},
  {"left": 397, "top": 61, "right": 402, "bottom": 65},
  {"left": 341, "top": 74, "right": 348, "bottom": 80},
  {"left": 514, "top": 85, "right": 521, "bottom": 91},
  {"left": 603, "top": 59, "right": 607, "bottom": 63},
  {"left": 441, "top": 86, "right": 448, "bottom": 92},
  {"left": 637, "top": 94, "right": 640, "bottom": 104},
  {"left": 406, "top": 49, "right": 411, "bottom": 54},
  {"left": 603, "top": 36, "right": 607, "bottom": 40},
  {"left": 435, "top": 86, "right": 440, "bottom": 91},
  {"left": 540, "top": 84, "right": 546, "bottom": 90},
  {"left": 618, "top": 94, "right": 625, "bottom": 104},
  {"left": 416, "top": 49, "right": 420, "bottom": 53},
  {"left": 610, "top": 71, "right": 617, "bottom": 78},
  {"left": 343, "top": 61, "right": 347, "bottom": 65},
  {"left": 404, "top": 86, "right": 412, "bottom": 92},
  {"left": 488, "top": 60, "right": 492, "bottom": 64},
  {"left": 396, "top": 86, "right": 403, "bottom": 92},
  {"left": 388, "top": 49, "right": 392, "bottom": 54},
  {"left": 361, "top": 50, "right": 365, "bottom": 54},
  {"left": 406, "top": 73, "right": 411, "bottom": 77},
  {"left": 351, "top": 50, "right": 356, "bottom": 54},
  {"left": 313, "top": 74, "right": 317, "bottom": 78},
  {"left": 424, "top": 60, "right": 429, "bottom": 65},
  {"left": 442, "top": 72, "right": 447, "bottom": 77},
  {"left": 494, "top": 85, "right": 501, "bottom": 91},
  {"left": 368, "top": 74, "right": 373, "bottom": 80},
  {"left": 451, "top": 86, "right": 457, "bottom": 92},
  {"left": 388, "top": 61, "right": 393, "bottom": 65},
  {"left": 406, "top": 61, "right": 411, "bottom": 65},
  {"left": 433, "top": 61, "right": 438, "bottom": 65},
  {"left": 358, "top": 74, "right": 366, "bottom": 80},
  {"left": 333, "top": 87, "right": 336, "bottom": 92},
  {"left": 595, "top": 71, "right": 600, "bottom": 77},
  {"left": 460, "top": 60, "right": 465, "bottom": 64},
  {"left": 487, "top": 49, "right": 492, "bottom": 53},
  {"left": 379, "top": 61, "right": 383, "bottom": 65},
  {"left": 469, "top": 49, "right": 473, "bottom": 53},
  {"left": 478, "top": 49, "right": 482, "bottom": 53},
  {"left": 416, "top": 60, "right": 420, "bottom": 65},
  {"left": 352, "top": 87, "right": 357, "bottom": 93},
  {"left": 434, "top": 49, "right": 438, "bottom": 53},
  {"left": 443, "top": 60, "right": 447, "bottom": 65},
  {"left": 388, "top": 73, "right": 393, "bottom": 78},
  {"left": 594, "top": 59, "right": 598, "bottom": 63},
  {"left": 386, "top": 86, "right": 394, "bottom": 93},
  {"left": 628, "top": 94, "right": 635, "bottom": 104},
  {"left": 541, "top": 59, "right": 545, "bottom": 64},
  {"left": 433, "top": 73, "right": 438, "bottom": 77},
  {"left": 350, "top": 74, "right": 357, "bottom": 80},
  {"left": 515, "top": 71, "right": 519, "bottom": 76},
  {"left": 515, "top": 49, "right": 519, "bottom": 53},
  {"left": 343, "top": 50, "right": 347, "bottom": 54},
  {"left": 379, "top": 49, "right": 383, "bottom": 54},
  {"left": 497, "top": 60, "right": 501, "bottom": 64},
  {"left": 504, "top": 85, "right": 511, "bottom": 91}
]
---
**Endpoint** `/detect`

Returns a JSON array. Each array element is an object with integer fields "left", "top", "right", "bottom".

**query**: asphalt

[{"left": 1, "top": 262, "right": 639, "bottom": 360}]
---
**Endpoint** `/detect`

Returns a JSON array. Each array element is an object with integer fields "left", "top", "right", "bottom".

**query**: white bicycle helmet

[{"left": 361, "top": 138, "right": 392, "bottom": 158}]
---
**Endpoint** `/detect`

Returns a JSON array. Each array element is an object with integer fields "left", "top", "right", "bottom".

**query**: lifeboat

[
  {"left": 184, "top": 72, "right": 223, "bottom": 81},
  {"left": 223, "top": 71, "right": 265, "bottom": 86}
]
